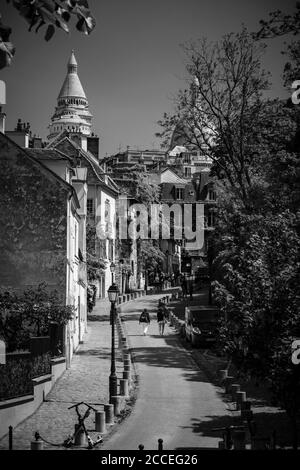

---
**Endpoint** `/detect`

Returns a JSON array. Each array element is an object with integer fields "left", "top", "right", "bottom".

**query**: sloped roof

[
  {"left": 0, "top": 132, "right": 79, "bottom": 208},
  {"left": 26, "top": 148, "right": 73, "bottom": 163},
  {"left": 47, "top": 135, "right": 120, "bottom": 195},
  {"left": 58, "top": 51, "right": 87, "bottom": 100}
]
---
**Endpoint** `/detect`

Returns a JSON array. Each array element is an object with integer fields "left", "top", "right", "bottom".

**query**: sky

[{"left": 0, "top": 0, "right": 296, "bottom": 157}]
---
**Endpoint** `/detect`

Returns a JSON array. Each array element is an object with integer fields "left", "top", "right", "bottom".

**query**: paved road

[{"left": 102, "top": 295, "right": 230, "bottom": 451}]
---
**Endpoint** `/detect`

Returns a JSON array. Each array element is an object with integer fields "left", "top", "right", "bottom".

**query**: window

[
  {"left": 208, "top": 189, "right": 216, "bottom": 201},
  {"left": 208, "top": 212, "right": 215, "bottom": 227},
  {"left": 184, "top": 167, "right": 191, "bottom": 178},
  {"left": 87, "top": 198, "right": 95, "bottom": 216},
  {"left": 176, "top": 188, "right": 184, "bottom": 200},
  {"left": 183, "top": 154, "right": 191, "bottom": 164}
]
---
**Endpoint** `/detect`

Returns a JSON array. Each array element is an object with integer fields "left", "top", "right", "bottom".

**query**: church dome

[
  {"left": 58, "top": 51, "right": 87, "bottom": 100},
  {"left": 47, "top": 51, "right": 93, "bottom": 141}
]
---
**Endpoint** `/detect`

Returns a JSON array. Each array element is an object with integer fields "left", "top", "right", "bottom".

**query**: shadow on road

[
  {"left": 179, "top": 409, "right": 293, "bottom": 447},
  {"left": 132, "top": 342, "right": 211, "bottom": 384}
]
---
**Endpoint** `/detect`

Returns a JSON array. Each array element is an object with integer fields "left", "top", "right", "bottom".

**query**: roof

[
  {"left": 58, "top": 51, "right": 87, "bottom": 100},
  {"left": 47, "top": 135, "right": 120, "bottom": 195},
  {"left": 0, "top": 132, "right": 80, "bottom": 208},
  {"left": 26, "top": 148, "right": 73, "bottom": 163}
]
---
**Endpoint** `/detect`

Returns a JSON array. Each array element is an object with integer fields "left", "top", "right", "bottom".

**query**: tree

[
  {"left": 156, "top": 29, "right": 270, "bottom": 205},
  {"left": 157, "top": 22, "right": 300, "bottom": 447},
  {"left": 254, "top": 2, "right": 300, "bottom": 39},
  {"left": 253, "top": 3, "right": 300, "bottom": 89},
  {"left": 0, "top": 0, "right": 96, "bottom": 69}
]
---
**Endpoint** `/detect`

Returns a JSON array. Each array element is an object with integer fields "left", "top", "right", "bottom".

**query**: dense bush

[
  {"left": 0, "top": 353, "right": 51, "bottom": 401},
  {"left": 0, "top": 283, "right": 74, "bottom": 352}
]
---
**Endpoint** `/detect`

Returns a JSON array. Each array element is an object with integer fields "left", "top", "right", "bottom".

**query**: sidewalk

[{"left": 0, "top": 298, "right": 122, "bottom": 450}]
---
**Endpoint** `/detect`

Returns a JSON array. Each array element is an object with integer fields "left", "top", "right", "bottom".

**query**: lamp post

[
  {"left": 108, "top": 282, "right": 119, "bottom": 403},
  {"left": 110, "top": 261, "right": 116, "bottom": 284}
]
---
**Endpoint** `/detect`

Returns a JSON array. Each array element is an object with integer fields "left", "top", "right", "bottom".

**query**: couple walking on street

[{"left": 138, "top": 300, "right": 169, "bottom": 336}]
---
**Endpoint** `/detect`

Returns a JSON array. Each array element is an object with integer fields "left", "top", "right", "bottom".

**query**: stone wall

[{"left": 0, "top": 134, "right": 70, "bottom": 296}]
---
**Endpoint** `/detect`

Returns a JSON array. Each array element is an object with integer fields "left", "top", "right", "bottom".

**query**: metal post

[
  {"left": 109, "top": 302, "right": 118, "bottom": 403},
  {"left": 8, "top": 426, "right": 13, "bottom": 450}
]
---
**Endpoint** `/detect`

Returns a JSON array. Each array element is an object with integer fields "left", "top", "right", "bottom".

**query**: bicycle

[{"left": 35, "top": 401, "right": 103, "bottom": 450}]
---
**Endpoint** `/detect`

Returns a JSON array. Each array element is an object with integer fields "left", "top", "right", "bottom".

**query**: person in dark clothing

[
  {"left": 157, "top": 301, "right": 168, "bottom": 336},
  {"left": 181, "top": 276, "right": 187, "bottom": 299},
  {"left": 139, "top": 308, "right": 150, "bottom": 335}
]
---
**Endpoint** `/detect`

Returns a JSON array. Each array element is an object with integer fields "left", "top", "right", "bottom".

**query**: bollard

[
  {"left": 123, "top": 370, "right": 131, "bottom": 385},
  {"left": 110, "top": 396, "right": 123, "bottom": 416},
  {"left": 123, "top": 359, "right": 131, "bottom": 369},
  {"left": 104, "top": 404, "right": 114, "bottom": 426},
  {"left": 124, "top": 365, "right": 131, "bottom": 378},
  {"left": 120, "top": 378, "right": 129, "bottom": 397},
  {"left": 123, "top": 353, "right": 131, "bottom": 362},
  {"left": 8, "top": 426, "right": 13, "bottom": 450},
  {"left": 219, "top": 370, "right": 228, "bottom": 382},
  {"left": 236, "top": 391, "right": 246, "bottom": 410},
  {"left": 230, "top": 384, "right": 240, "bottom": 401},
  {"left": 123, "top": 351, "right": 130, "bottom": 361},
  {"left": 158, "top": 438, "right": 163, "bottom": 450},
  {"left": 232, "top": 430, "right": 246, "bottom": 450},
  {"left": 224, "top": 376, "right": 235, "bottom": 393},
  {"left": 31, "top": 438, "right": 44, "bottom": 450},
  {"left": 95, "top": 411, "right": 106, "bottom": 434},
  {"left": 74, "top": 424, "right": 87, "bottom": 446}
]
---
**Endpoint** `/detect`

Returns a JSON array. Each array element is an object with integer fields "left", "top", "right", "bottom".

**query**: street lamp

[
  {"left": 110, "top": 262, "right": 116, "bottom": 284},
  {"left": 108, "top": 282, "right": 119, "bottom": 403}
]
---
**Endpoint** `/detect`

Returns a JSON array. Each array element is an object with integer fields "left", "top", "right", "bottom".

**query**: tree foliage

[
  {"left": 157, "top": 23, "right": 300, "bottom": 444},
  {"left": 0, "top": 283, "right": 74, "bottom": 351},
  {"left": 0, "top": 0, "right": 96, "bottom": 69},
  {"left": 157, "top": 29, "right": 270, "bottom": 204},
  {"left": 254, "top": 2, "right": 300, "bottom": 39}
]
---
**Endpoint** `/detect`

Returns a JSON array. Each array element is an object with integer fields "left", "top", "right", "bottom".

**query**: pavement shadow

[
  {"left": 88, "top": 314, "right": 110, "bottom": 322},
  {"left": 180, "top": 410, "right": 294, "bottom": 447},
  {"left": 132, "top": 344, "right": 211, "bottom": 384},
  {"left": 75, "top": 347, "right": 111, "bottom": 360}
]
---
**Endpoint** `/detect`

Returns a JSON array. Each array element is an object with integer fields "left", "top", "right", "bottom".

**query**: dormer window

[
  {"left": 176, "top": 188, "right": 184, "bottom": 200},
  {"left": 208, "top": 189, "right": 216, "bottom": 201}
]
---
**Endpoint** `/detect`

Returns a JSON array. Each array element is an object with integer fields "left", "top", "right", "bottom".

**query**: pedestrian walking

[
  {"left": 139, "top": 308, "right": 150, "bottom": 335},
  {"left": 157, "top": 301, "right": 168, "bottom": 336}
]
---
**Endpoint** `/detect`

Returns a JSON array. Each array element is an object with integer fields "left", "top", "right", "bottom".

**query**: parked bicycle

[{"left": 35, "top": 401, "right": 103, "bottom": 449}]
